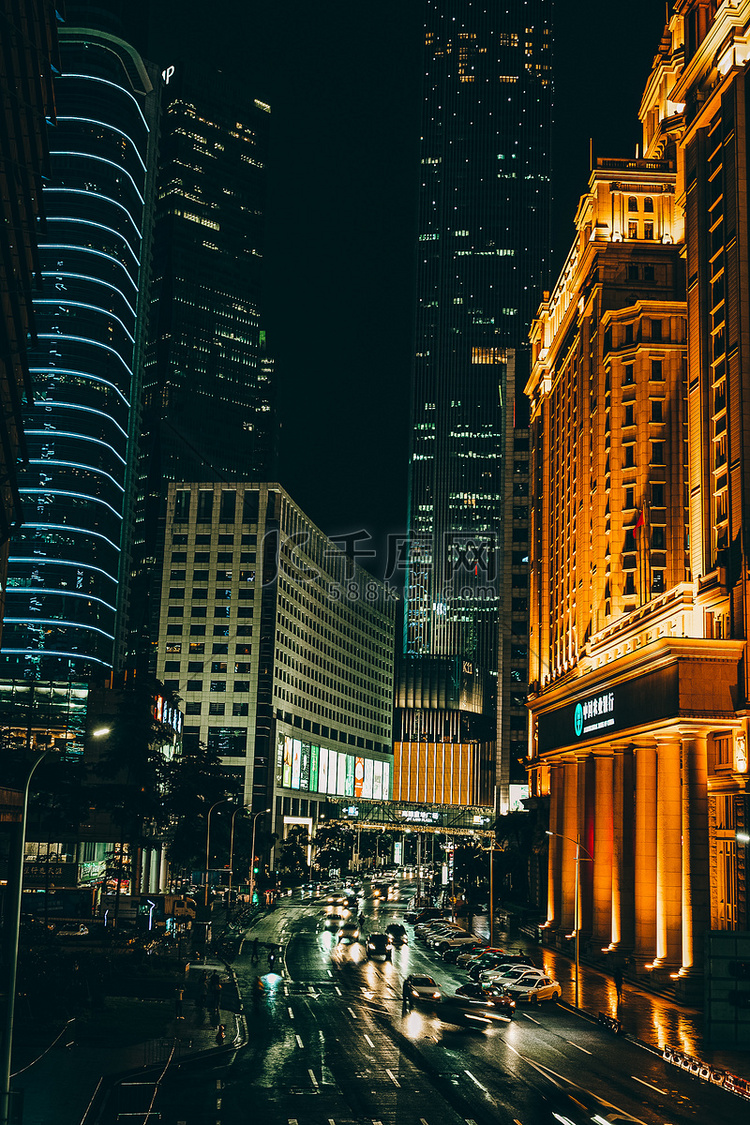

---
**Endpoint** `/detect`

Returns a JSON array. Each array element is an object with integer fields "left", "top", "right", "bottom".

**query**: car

[
  {"left": 455, "top": 981, "right": 516, "bottom": 1018},
  {"left": 337, "top": 921, "right": 360, "bottom": 943},
  {"left": 443, "top": 940, "right": 486, "bottom": 964},
  {"left": 439, "top": 994, "right": 513, "bottom": 1028},
  {"left": 456, "top": 945, "right": 505, "bottom": 969},
  {"left": 402, "top": 974, "right": 443, "bottom": 1007},
  {"left": 407, "top": 907, "right": 444, "bottom": 925},
  {"left": 420, "top": 923, "right": 462, "bottom": 944},
  {"left": 365, "top": 932, "right": 392, "bottom": 960},
  {"left": 468, "top": 952, "right": 532, "bottom": 980},
  {"left": 323, "top": 912, "right": 347, "bottom": 930},
  {"left": 431, "top": 933, "right": 476, "bottom": 953},
  {"left": 56, "top": 923, "right": 89, "bottom": 937},
  {"left": 385, "top": 922, "right": 408, "bottom": 945},
  {"left": 505, "top": 973, "right": 561, "bottom": 1003},
  {"left": 480, "top": 964, "right": 541, "bottom": 989}
]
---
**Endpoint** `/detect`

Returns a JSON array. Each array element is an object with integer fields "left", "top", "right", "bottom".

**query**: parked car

[
  {"left": 402, "top": 974, "right": 443, "bottom": 1007},
  {"left": 456, "top": 945, "right": 505, "bottom": 969},
  {"left": 404, "top": 906, "right": 443, "bottom": 924},
  {"left": 480, "top": 965, "right": 542, "bottom": 990},
  {"left": 468, "top": 950, "right": 533, "bottom": 979},
  {"left": 365, "top": 932, "right": 392, "bottom": 961},
  {"left": 505, "top": 972, "right": 561, "bottom": 1003},
  {"left": 443, "top": 940, "right": 486, "bottom": 964}
]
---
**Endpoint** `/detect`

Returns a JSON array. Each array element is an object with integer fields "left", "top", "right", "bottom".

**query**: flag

[{"left": 634, "top": 508, "right": 645, "bottom": 532}]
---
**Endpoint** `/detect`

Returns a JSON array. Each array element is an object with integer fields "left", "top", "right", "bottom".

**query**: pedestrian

[
  {"left": 614, "top": 966, "right": 624, "bottom": 1004},
  {"left": 175, "top": 984, "right": 185, "bottom": 1019},
  {"left": 215, "top": 1023, "right": 226, "bottom": 1045},
  {"left": 251, "top": 937, "right": 259, "bottom": 963}
]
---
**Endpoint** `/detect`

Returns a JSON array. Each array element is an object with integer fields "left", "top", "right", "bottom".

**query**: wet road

[{"left": 153, "top": 885, "right": 743, "bottom": 1124}]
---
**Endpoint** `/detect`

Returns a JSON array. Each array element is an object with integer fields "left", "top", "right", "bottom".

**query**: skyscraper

[
  {"left": 130, "top": 64, "right": 274, "bottom": 670},
  {"left": 398, "top": 0, "right": 551, "bottom": 811},
  {"left": 0, "top": 19, "right": 159, "bottom": 678}
]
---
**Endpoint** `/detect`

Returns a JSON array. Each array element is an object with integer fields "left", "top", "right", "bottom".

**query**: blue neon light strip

[
  {"left": 62, "top": 74, "right": 149, "bottom": 131},
  {"left": 56, "top": 118, "right": 148, "bottom": 172},
  {"left": 44, "top": 188, "right": 143, "bottom": 239},
  {"left": 30, "top": 367, "right": 131, "bottom": 408},
  {"left": 9, "top": 558, "right": 119, "bottom": 584},
  {"left": 29, "top": 401, "right": 128, "bottom": 440},
  {"left": 40, "top": 273, "right": 137, "bottom": 319},
  {"left": 43, "top": 246, "right": 137, "bottom": 290},
  {"left": 21, "top": 523, "right": 121, "bottom": 551},
  {"left": 0, "top": 648, "right": 113, "bottom": 668},
  {"left": 7, "top": 588, "right": 117, "bottom": 613},
  {"left": 20, "top": 489, "right": 123, "bottom": 520},
  {"left": 35, "top": 300, "right": 135, "bottom": 343},
  {"left": 28, "top": 459, "right": 125, "bottom": 491},
  {"left": 37, "top": 334, "right": 133, "bottom": 376},
  {"left": 3, "top": 619, "right": 114, "bottom": 639},
  {"left": 44, "top": 218, "right": 139, "bottom": 264},
  {"left": 24, "top": 432, "right": 126, "bottom": 465},
  {"left": 48, "top": 153, "right": 144, "bottom": 205}
]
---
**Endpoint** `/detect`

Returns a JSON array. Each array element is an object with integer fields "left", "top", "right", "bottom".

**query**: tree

[
  {"left": 277, "top": 825, "right": 309, "bottom": 887},
  {"left": 312, "top": 822, "right": 354, "bottom": 877},
  {"left": 163, "top": 738, "right": 240, "bottom": 878}
]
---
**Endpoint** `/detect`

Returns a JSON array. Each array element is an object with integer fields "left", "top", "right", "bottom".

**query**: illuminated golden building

[{"left": 526, "top": 2, "right": 750, "bottom": 998}]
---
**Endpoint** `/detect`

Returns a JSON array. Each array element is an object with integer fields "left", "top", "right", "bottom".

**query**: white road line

[
  {"left": 523, "top": 1013, "right": 541, "bottom": 1025},
  {"left": 288, "top": 1006, "right": 295, "bottom": 1019},
  {"left": 466, "top": 1119, "right": 479, "bottom": 1125},
  {"left": 347, "top": 1006, "right": 358, "bottom": 1019},
  {"left": 288, "top": 1119, "right": 298, "bottom": 1124},
  {"left": 632, "top": 1075, "right": 668, "bottom": 1095},
  {"left": 464, "top": 1070, "right": 488, "bottom": 1092},
  {"left": 327, "top": 969, "right": 333, "bottom": 977},
  {"left": 308, "top": 1068, "right": 319, "bottom": 1088},
  {"left": 334, "top": 985, "right": 342, "bottom": 995},
  {"left": 420, "top": 1119, "right": 430, "bottom": 1125},
  {"left": 513, "top": 1120, "right": 524, "bottom": 1125},
  {"left": 283, "top": 985, "right": 289, "bottom": 996},
  {"left": 568, "top": 1040, "right": 592, "bottom": 1055},
  {"left": 504, "top": 1042, "right": 522, "bottom": 1059},
  {"left": 364, "top": 1033, "right": 375, "bottom": 1048},
  {"left": 385, "top": 1068, "right": 401, "bottom": 1088},
  {"left": 295, "top": 1034, "right": 304, "bottom": 1048}
]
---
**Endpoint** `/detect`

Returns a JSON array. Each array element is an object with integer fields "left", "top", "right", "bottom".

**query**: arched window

[
  {"left": 643, "top": 196, "right": 654, "bottom": 212},
  {"left": 628, "top": 196, "right": 638, "bottom": 211}
]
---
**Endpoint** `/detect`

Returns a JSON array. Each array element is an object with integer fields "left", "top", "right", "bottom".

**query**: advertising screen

[
  {"left": 291, "top": 739, "right": 302, "bottom": 789},
  {"left": 373, "top": 760, "right": 383, "bottom": 800},
  {"left": 345, "top": 754, "right": 355, "bottom": 797},
  {"left": 275, "top": 734, "right": 285, "bottom": 786},
  {"left": 310, "top": 745, "right": 319, "bottom": 793},
  {"left": 300, "top": 742, "right": 311, "bottom": 791},
  {"left": 354, "top": 757, "right": 365, "bottom": 798},
  {"left": 382, "top": 761, "right": 390, "bottom": 800},
  {"left": 319, "top": 745, "right": 329, "bottom": 794},
  {"left": 282, "top": 735, "right": 293, "bottom": 788},
  {"left": 363, "top": 757, "right": 374, "bottom": 799},
  {"left": 337, "top": 753, "right": 347, "bottom": 796},
  {"left": 327, "top": 750, "right": 339, "bottom": 794}
]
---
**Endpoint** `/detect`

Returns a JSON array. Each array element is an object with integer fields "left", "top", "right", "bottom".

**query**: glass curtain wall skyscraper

[
  {"left": 0, "top": 22, "right": 158, "bottom": 679},
  {"left": 130, "top": 64, "right": 274, "bottom": 671},
  {"left": 399, "top": 0, "right": 552, "bottom": 811}
]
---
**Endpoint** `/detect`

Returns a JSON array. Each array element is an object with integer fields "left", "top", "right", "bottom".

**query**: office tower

[
  {"left": 399, "top": 0, "right": 551, "bottom": 811},
  {"left": 0, "top": 0, "right": 60, "bottom": 638},
  {"left": 527, "top": 3, "right": 750, "bottom": 1024},
  {"left": 155, "top": 482, "right": 395, "bottom": 862},
  {"left": 0, "top": 17, "right": 159, "bottom": 680},
  {"left": 131, "top": 65, "right": 274, "bottom": 669}
]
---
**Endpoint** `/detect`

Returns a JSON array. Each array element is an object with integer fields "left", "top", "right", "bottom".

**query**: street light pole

[
  {"left": 204, "top": 799, "right": 227, "bottom": 909},
  {"left": 546, "top": 829, "right": 593, "bottom": 1008},
  {"left": 1, "top": 750, "right": 49, "bottom": 1125},
  {"left": 249, "top": 808, "right": 270, "bottom": 905}
]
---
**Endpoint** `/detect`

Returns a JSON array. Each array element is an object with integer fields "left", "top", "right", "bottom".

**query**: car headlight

[
  {"left": 411, "top": 989, "right": 419, "bottom": 997},
  {"left": 432, "top": 992, "right": 440, "bottom": 998}
]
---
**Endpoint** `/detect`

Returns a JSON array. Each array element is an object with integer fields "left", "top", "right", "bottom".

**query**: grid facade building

[{"left": 156, "top": 482, "right": 396, "bottom": 850}]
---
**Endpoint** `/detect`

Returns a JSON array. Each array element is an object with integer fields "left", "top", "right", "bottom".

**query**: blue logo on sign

[{"left": 574, "top": 703, "right": 583, "bottom": 738}]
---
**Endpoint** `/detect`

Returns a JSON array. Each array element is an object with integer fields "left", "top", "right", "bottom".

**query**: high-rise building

[
  {"left": 155, "top": 482, "right": 395, "bottom": 861},
  {"left": 130, "top": 64, "right": 274, "bottom": 671},
  {"left": 527, "top": 2, "right": 750, "bottom": 1027},
  {"left": 0, "top": 0, "right": 60, "bottom": 638},
  {"left": 0, "top": 18, "right": 159, "bottom": 679},
  {"left": 399, "top": 0, "right": 551, "bottom": 811}
]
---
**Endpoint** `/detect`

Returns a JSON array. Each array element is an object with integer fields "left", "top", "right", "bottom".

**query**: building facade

[
  {"left": 130, "top": 64, "right": 275, "bottom": 672},
  {"left": 0, "top": 20, "right": 159, "bottom": 679},
  {"left": 403, "top": 0, "right": 551, "bottom": 812},
  {"left": 155, "top": 482, "right": 395, "bottom": 859},
  {"left": 527, "top": 1, "right": 750, "bottom": 1009},
  {"left": 0, "top": 0, "right": 60, "bottom": 637}
]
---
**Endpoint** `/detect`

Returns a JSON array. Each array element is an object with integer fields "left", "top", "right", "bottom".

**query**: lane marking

[
  {"left": 385, "top": 1068, "right": 401, "bottom": 1088},
  {"left": 364, "top": 1033, "right": 375, "bottom": 1048},
  {"left": 347, "top": 1006, "right": 358, "bottom": 1019},
  {"left": 466, "top": 1120, "right": 479, "bottom": 1125},
  {"left": 504, "top": 1042, "right": 522, "bottom": 1059},
  {"left": 568, "top": 1041, "right": 592, "bottom": 1055},
  {"left": 308, "top": 1068, "right": 319, "bottom": 1089},
  {"left": 327, "top": 969, "right": 333, "bottom": 977},
  {"left": 632, "top": 1075, "right": 668, "bottom": 1095},
  {"left": 296, "top": 1033, "right": 304, "bottom": 1048},
  {"left": 420, "top": 1119, "right": 430, "bottom": 1125},
  {"left": 523, "top": 1013, "right": 541, "bottom": 1025},
  {"left": 334, "top": 985, "right": 342, "bottom": 996},
  {"left": 464, "top": 1070, "right": 488, "bottom": 1092},
  {"left": 288, "top": 1120, "right": 298, "bottom": 1124},
  {"left": 514, "top": 1120, "right": 524, "bottom": 1125},
  {"left": 288, "top": 1007, "right": 295, "bottom": 1019}
]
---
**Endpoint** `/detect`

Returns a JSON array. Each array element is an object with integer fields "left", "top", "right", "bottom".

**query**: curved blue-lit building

[{"left": 0, "top": 24, "right": 158, "bottom": 678}]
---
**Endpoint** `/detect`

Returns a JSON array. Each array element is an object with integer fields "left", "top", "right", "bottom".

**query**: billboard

[
  {"left": 282, "top": 735, "right": 293, "bottom": 788},
  {"left": 310, "top": 745, "right": 319, "bottom": 792},
  {"left": 300, "top": 742, "right": 311, "bottom": 790},
  {"left": 354, "top": 756, "right": 365, "bottom": 798},
  {"left": 319, "top": 745, "right": 329, "bottom": 793},
  {"left": 327, "top": 750, "right": 339, "bottom": 795},
  {"left": 363, "top": 757, "right": 374, "bottom": 799},
  {"left": 336, "top": 752, "right": 347, "bottom": 796},
  {"left": 345, "top": 754, "right": 355, "bottom": 797}
]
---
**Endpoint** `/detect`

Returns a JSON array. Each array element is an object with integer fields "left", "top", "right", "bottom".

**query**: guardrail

[
  {"left": 597, "top": 1011, "right": 623, "bottom": 1034},
  {"left": 662, "top": 1046, "right": 750, "bottom": 1100}
]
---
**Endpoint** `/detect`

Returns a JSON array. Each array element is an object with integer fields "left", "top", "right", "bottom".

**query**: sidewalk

[{"left": 471, "top": 913, "right": 750, "bottom": 1079}]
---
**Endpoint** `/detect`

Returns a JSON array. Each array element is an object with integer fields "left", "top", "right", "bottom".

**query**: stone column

[
  {"left": 593, "top": 753, "right": 614, "bottom": 945},
  {"left": 611, "top": 746, "right": 635, "bottom": 950},
  {"left": 680, "top": 734, "right": 710, "bottom": 984},
  {"left": 561, "top": 757, "right": 579, "bottom": 932},
  {"left": 634, "top": 744, "right": 657, "bottom": 968},
  {"left": 547, "top": 761, "right": 563, "bottom": 928},
  {"left": 655, "top": 738, "right": 682, "bottom": 967}
]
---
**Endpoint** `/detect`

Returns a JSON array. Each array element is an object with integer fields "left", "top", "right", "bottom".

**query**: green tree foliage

[
  {"left": 312, "top": 821, "right": 354, "bottom": 876},
  {"left": 163, "top": 738, "right": 240, "bottom": 876},
  {"left": 277, "top": 824, "right": 310, "bottom": 887}
]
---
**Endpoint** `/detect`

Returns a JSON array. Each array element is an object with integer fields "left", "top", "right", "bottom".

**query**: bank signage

[{"left": 574, "top": 691, "right": 615, "bottom": 738}]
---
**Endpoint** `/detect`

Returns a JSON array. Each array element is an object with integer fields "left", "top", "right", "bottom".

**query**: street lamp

[
  {"left": 249, "top": 808, "right": 270, "bottom": 906},
  {"left": 204, "top": 799, "right": 228, "bottom": 908},
  {"left": 546, "top": 829, "right": 593, "bottom": 1008}
]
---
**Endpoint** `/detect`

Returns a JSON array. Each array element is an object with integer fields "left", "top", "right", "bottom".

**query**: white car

[
  {"left": 402, "top": 974, "right": 443, "bottom": 1006},
  {"left": 505, "top": 973, "right": 561, "bottom": 1003},
  {"left": 480, "top": 964, "right": 540, "bottom": 989},
  {"left": 429, "top": 930, "right": 471, "bottom": 950}
]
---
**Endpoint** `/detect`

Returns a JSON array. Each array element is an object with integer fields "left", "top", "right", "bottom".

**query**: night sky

[{"left": 148, "top": 1, "right": 667, "bottom": 575}]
